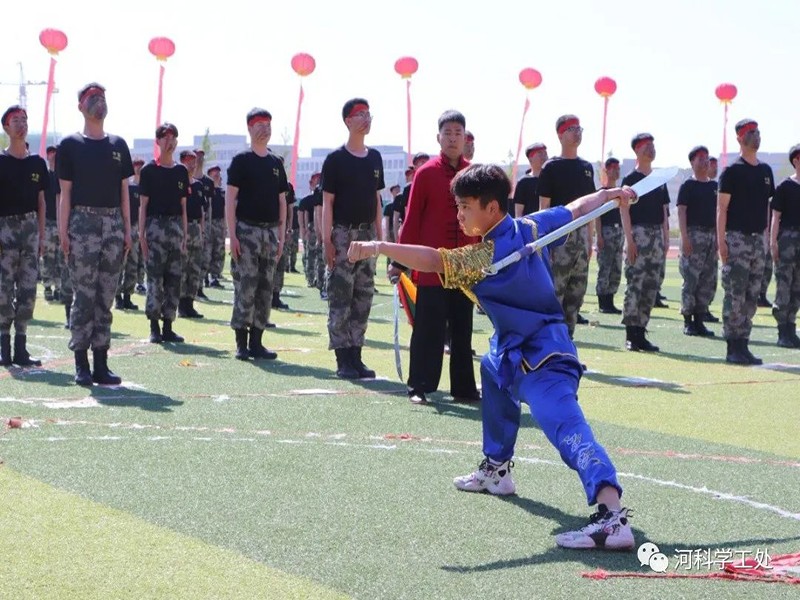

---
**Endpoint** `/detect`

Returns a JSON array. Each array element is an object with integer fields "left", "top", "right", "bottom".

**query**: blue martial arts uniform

[{"left": 438, "top": 206, "right": 622, "bottom": 505}]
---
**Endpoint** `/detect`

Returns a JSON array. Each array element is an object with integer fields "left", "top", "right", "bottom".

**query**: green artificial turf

[{"left": 1, "top": 260, "right": 798, "bottom": 599}]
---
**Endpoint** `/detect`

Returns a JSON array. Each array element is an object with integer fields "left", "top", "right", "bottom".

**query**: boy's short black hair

[
  {"left": 708, "top": 156, "right": 718, "bottom": 163},
  {"left": 390, "top": 184, "right": 401, "bottom": 193},
  {"left": 2, "top": 105, "right": 26, "bottom": 126},
  {"left": 789, "top": 144, "right": 800, "bottom": 166},
  {"left": 451, "top": 164, "right": 511, "bottom": 214},
  {"left": 604, "top": 157, "right": 620, "bottom": 168},
  {"left": 156, "top": 122, "right": 178, "bottom": 139},
  {"left": 246, "top": 108, "right": 272, "bottom": 126},
  {"left": 46, "top": 145, "right": 58, "bottom": 154},
  {"left": 688, "top": 145, "right": 709, "bottom": 163},
  {"left": 437, "top": 110, "right": 466, "bottom": 131},
  {"left": 342, "top": 97, "right": 369, "bottom": 122}
]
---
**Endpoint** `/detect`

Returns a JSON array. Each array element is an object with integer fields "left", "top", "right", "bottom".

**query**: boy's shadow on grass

[
  {"left": 5, "top": 366, "right": 75, "bottom": 387},
  {"left": 156, "top": 342, "right": 230, "bottom": 358},
  {"left": 245, "top": 360, "right": 409, "bottom": 394},
  {"left": 89, "top": 384, "right": 183, "bottom": 413},
  {"left": 583, "top": 371, "right": 688, "bottom": 394},
  {"left": 441, "top": 495, "right": 800, "bottom": 574}
]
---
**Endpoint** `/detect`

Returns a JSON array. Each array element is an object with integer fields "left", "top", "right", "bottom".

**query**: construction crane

[{"left": 0, "top": 62, "right": 47, "bottom": 109}]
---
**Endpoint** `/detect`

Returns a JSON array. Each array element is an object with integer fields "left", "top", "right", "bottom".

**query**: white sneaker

[
  {"left": 555, "top": 504, "right": 634, "bottom": 550},
  {"left": 453, "top": 459, "right": 516, "bottom": 495}
]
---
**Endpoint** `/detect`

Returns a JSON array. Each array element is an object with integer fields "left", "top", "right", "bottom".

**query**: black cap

[
  {"left": 789, "top": 144, "right": 800, "bottom": 166},
  {"left": 524, "top": 143, "right": 546, "bottom": 158},
  {"left": 604, "top": 157, "right": 620, "bottom": 168},
  {"left": 735, "top": 118, "right": 758, "bottom": 136},
  {"left": 1, "top": 105, "right": 26, "bottom": 126},
  {"left": 156, "top": 122, "right": 178, "bottom": 139},
  {"left": 631, "top": 133, "right": 654, "bottom": 151},
  {"left": 688, "top": 145, "right": 709, "bottom": 162}
]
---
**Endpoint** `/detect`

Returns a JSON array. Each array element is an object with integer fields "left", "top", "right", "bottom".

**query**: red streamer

[
  {"left": 154, "top": 63, "right": 165, "bottom": 160},
  {"left": 511, "top": 95, "right": 531, "bottom": 189},
  {"left": 39, "top": 57, "right": 57, "bottom": 157},
  {"left": 721, "top": 102, "right": 729, "bottom": 169},
  {"left": 290, "top": 82, "right": 305, "bottom": 189},
  {"left": 405, "top": 79, "right": 412, "bottom": 165}
]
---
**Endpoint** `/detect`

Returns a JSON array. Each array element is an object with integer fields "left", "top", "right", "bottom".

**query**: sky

[{"left": 2, "top": 0, "right": 798, "bottom": 167}]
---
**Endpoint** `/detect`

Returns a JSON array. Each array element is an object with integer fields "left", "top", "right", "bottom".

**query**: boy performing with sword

[{"left": 349, "top": 163, "right": 645, "bottom": 550}]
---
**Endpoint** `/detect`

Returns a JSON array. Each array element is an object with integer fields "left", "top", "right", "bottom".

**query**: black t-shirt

[
  {"left": 537, "top": 157, "right": 595, "bottom": 207},
  {"left": 599, "top": 187, "right": 622, "bottom": 226},
  {"left": 298, "top": 193, "right": 315, "bottom": 226},
  {"left": 393, "top": 183, "right": 411, "bottom": 222},
  {"left": 128, "top": 182, "right": 141, "bottom": 224},
  {"left": 286, "top": 183, "right": 299, "bottom": 229},
  {"left": 44, "top": 169, "right": 60, "bottom": 220},
  {"left": 719, "top": 157, "right": 775, "bottom": 234},
  {"left": 677, "top": 179, "right": 717, "bottom": 228},
  {"left": 56, "top": 133, "right": 134, "bottom": 208},
  {"left": 382, "top": 201, "right": 394, "bottom": 218},
  {"left": 227, "top": 150, "right": 289, "bottom": 223},
  {"left": 187, "top": 179, "right": 207, "bottom": 221},
  {"left": 139, "top": 161, "right": 189, "bottom": 217},
  {"left": 211, "top": 186, "right": 225, "bottom": 220},
  {"left": 771, "top": 178, "right": 800, "bottom": 229},
  {"left": 0, "top": 153, "right": 48, "bottom": 216},
  {"left": 198, "top": 175, "right": 215, "bottom": 216},
  {"left": 622, "top": 170, "right": 669, "bottom": 226},
  {"left": 321, "top": 146, "right": 385, "bottom": 224},
  {"left": 513, "top": 175, "right": 539, "bottom": 214}
]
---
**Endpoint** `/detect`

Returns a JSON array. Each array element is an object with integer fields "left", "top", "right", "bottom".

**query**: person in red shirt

[{"left": 391, "top": 110, "right": 480, "bottom": 405}]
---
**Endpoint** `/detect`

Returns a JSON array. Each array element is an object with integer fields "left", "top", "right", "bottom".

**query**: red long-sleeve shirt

[{"left": 398, "top": 153, "right": 479, "bottom": 286}]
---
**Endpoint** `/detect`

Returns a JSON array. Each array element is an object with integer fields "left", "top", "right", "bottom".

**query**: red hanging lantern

[
  {"left": 39, "top": 28, "right": 68, "bottom": 55},
  {"left": 291, "top": 53, "right": 316, "bottom": 77},
  {"left": 148, "top": 37, "right": 175, "bottom": 61},
  {"left": 594, "top": 76, "right": 617, "bottom": 98},
  {"left": 715, "top": 83, "right": 737, "bottom": 103},
  {"left": 394, "top": 57, "right": 418, "bottom": 79},
  {"left": 519, "top": 68, "right": 542, "bottom": 90}
]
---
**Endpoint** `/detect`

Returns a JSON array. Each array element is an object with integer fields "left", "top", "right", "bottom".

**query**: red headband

[
  {"left": 737, "top": 122, "right": 758, "bottom": 137},
  {"left": 557, "top": 118, "right": 579, "bottom": 135},
  {"left": 79, "top": 87, "right": 105, "bottom": 104},
  {"left": 347, "top": 103, "right": 370, "bottom": 118},
  {"left": 248, "top": 115, "right": 271, "bottom": 127},
  {"left": 2, "top": 108, "right": 26, "bottom": 126},
  {"left": 526, "top": 145, "right": 546, "bottom": 157},
  {"left": 634, "top": 138, "right": 653, "bottom": 152}
]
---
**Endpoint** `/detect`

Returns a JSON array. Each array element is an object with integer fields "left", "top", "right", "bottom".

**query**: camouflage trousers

[
  {"left": 623, "top": 224, "right": 665, "bottom": 327},
  {"left": 116, "top": 226, "right": 140, "bottom": 295},
  {"left": 549, "top": 225, "right": 589, "bottom": 335},
  {"left": 41, "top": 220, "right": 63, "bottom": 289},
  {"left": 288, "top": 228, "right": 299, "bottom": 270},
  {"left": 721, "top": 230, "right": 765, "bottom": 340},
  {"left": 327, "top": 224, "right": 375, "bottom": 349},
  {"left": 67, "top": 207, "right": 124, "bottom": 351},
  {"left": 230, "top": 221, "right": 279, "bottom": 330},
  {"left": 144, "top": 216, "right": 183, "bottom": 321},
  {"left": 181, "top": 221, "right": 204, "bottom": 299},
  {"left": 205, "top": 218, "right": 226, "bottom": 279},
  {"left": 302, "top": 231, "right": 314, "bottom": 286},
  {"left": 760, "top": 247, "right": 772, "bottom": 297},
  {"left": 679, "top": 226, "right": 718, "bottom": 315},
  {"left": 0, "top": 212, "right": 39, "bottom": 334},
  {"left": 274, "top": 229, "right": 299, "bottom": 294},
  {"left": 595, "top": 224, "right": 623, "bottom": 296},
  {"left": 772, "top": 229, "right": 800, "bottom": 325}
]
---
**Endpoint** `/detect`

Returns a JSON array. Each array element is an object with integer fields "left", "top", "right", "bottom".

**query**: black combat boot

[
  {"left": 12, "top": 335, "right": 41, "bottom": 367},
  {"left": 122, "top": 293, "right": 139, "bottom": 310},
  {"left": 741, "top": 339, "right": 763, "bottom": 366},
  {"left": 64, "top": 304, "right": 71, "bottom": 329},
  {"left": 248, "top": 327, "right": 277, "bottom": 360},
  {"left": 149, "top": 319, "right": 162, "bottom": 344},
  {"left": 114, "top": 294, "right": 125, "bottom": 309},
  {"left": 272, "top": 291, "right": 289, "bottom": 310},
  {"left": 692, "top": 313, "right": 714, "bottom": 337},
  {"left": 626, "top": 326, "right": 659, "bottom": 352},
  {"left": 725, "top": 339, "right": 750, "bottom": 365},
  {"left": 682, "top": 314, "right": 699, "bottom": 336},
  {"left": 74, "top": 350, "right": 93, "bottom": 386},
  {"left": 350, "top": 347, "right": 375, "bottom": 379},
  {"left": 92, "top": 347, "right": 122, "bottom": 385},
  {"left": 161, "top": 319, "right": 184, "bottom": 343},
  {"left": 234, "top": 329, "right": 249, "bottom": 360},
  {"left": 0, "top": 333, "right": 11, "bottom": 366},
  {"left": 334, "top": 348, "right": 359, "bottom": 379}
]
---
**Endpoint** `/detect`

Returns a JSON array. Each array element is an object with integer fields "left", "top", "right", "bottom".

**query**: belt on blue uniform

[
  {"left": 73, "top": 205, "right": 119, "bottom": 215},
  {"left": 334, "top": 222, "right": 372, "bottom": 230}
]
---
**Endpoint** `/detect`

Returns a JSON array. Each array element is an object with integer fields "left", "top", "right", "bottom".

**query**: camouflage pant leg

[
  {"left": 117, "top": 227, "right": 140, "bottom": 295},
  {"left": 327, "top": 225, "right": 376, "bottom": 349},
  {"left": 679, "top": 227, "right": 718, "bottom": 315},
  {"left": 136, "top": 240, "right": 145, "bottom": 285},
  {"left": 549, "top": 226, "right": 588, "bottom": 335},
  {"left": 144, "top": 217, "right": 183, "bottom": 321},
  {"left": 181, "top": 222, "right": 204, "bottom": 299},
  {"left": 289, "top": 229, "right": 299, "bottom": 269},
  {"left": 41, "top": 220, "right": 61, "bottom": 289},
  {"left": 622, "top": 225, "right": 665, "bottom": 327},
  {"left": 301, "top": 234, "right": 311, "bottom": 284},
  {"left": 595, "top": 225, "right": 624, "bottom": 295},
  {"left": 207, "top": 219, "right": 226, "bottom": 278},
  {"left": 722, "top": 231, "right": 764, "bottom": 340},
  {"left": 67, "top": 209, "right": 125, "bottom": 351},
  {"left": 230, "top": 222, "right": 278, "bottom": 330},
  {"left": 314, "top": 238, "right": 326, "bottom": 292},
  {"left": 760, "top": 246, "right": 772, "bottom": 297},
  {"left": 274, "top": 241, "right": 287, "bottom": 295},
  {"left": 61, "top": 253, "right": 73, "bottom": 306},
  {"left": 771, "top": 229, "right": 800, "bottom": 325},
  {"left": 0, "top": 214, "right": 39, "bottom": 334}
]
